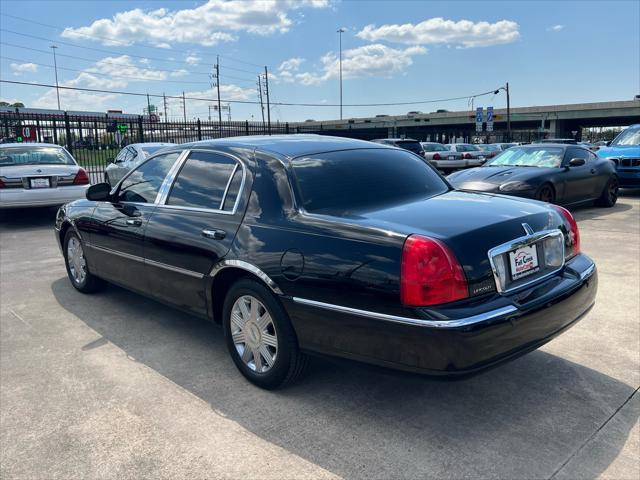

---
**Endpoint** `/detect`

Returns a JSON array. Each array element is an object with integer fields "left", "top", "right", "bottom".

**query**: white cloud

[
  {"left": 549, "top": 24, "right": 564, "bottom": 32},
  {"left": 185, "top": 54, "right": 201, "bottom": 65},
  {"left": 10, "top": 63, "right": 38, "bottom": 75},
  {"left": 61, "top": 0, "right": 332, "bottom": 47},
  {"left": 277, "top": 57, "right": 305, "bottom": 82},
  {"left": 287, "top": 44, "right": 426, "bottom": 85},
  {"left": 170, "top": 69, "right": 190, "bottom": 77},
  {"left": 356, "top": 17, "right": 520, "bottom": 48}
]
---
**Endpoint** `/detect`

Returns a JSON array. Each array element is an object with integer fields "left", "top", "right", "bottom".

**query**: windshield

[
  {"left": 396, "top": 141, "right": 423, "bottom": 153},
  {"left": 0, "top": 146, "right": 75, "bottom": 166},
  {"left": 141, "top": 145, "right": 171, "bottom": 157},
  {"left": 611, "top": 126, "right": 640, "bottom": 146},
  {"left": 292, "top": 148, "right": 448, "bottom": 214},
  {"left": 487, "top": 147, "right": 564, "bottom": 168},
  {"left": 483, "top": 145, "right": 501, "bottom": 151},
  {"left": 422, "top": 144, "right": 447, "bottom": 152}
]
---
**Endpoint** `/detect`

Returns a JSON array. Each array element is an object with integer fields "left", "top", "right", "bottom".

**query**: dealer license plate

[
  {"left": 30, "top": 178, "right": 50, "bottom": 189},
  {"left": 509, "top": 244, "right": 539, "bottom": 280}
]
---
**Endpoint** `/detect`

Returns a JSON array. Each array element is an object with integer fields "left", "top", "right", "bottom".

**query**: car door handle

[
  {"left": 202, "top": 229, "right": 226, "bottom": 240},
  {"left": 590, "top": 168, "right": 596, "bottom": 174},
  {"left": 126, "top": 219, "right": 143, "bottom": 226}
]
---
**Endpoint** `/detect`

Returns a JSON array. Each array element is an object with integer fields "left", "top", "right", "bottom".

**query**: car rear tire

[
  {"left": 63, "top": 230, "right": 106, "bottom": 293},
  {"left": 536, "top": 184, "right": 556, "bottom": 203},
  {"left": 223, "top": 279, "right": 307, "bottom": 389},
  {"left": 595, "top": 177, "right": 619, "bottom": 207}
]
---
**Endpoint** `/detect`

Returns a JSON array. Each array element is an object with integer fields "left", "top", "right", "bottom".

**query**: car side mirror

[
  {"left": 86, "top": 182, "right": 112, "bottom": 201},
  {"left": 568, "top": 158, "right": 586, "bottom": 167},
  {"left": 605, "top": 141, "right": 611, "bottom": 147}
]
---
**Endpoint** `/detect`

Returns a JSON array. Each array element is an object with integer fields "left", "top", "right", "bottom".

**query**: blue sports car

[{"left": 597, "top": 124, "right": 640, "bottom": 188}]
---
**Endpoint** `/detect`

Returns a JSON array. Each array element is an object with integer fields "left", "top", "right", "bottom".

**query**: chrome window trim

[
  {"left": 155, "top": 150, "right": 190, "bottom": 204},
  {"left": 488, "top": 228, "right": 565, "bottom": 294},
  {"left": 159, "top": 148, "right": 247, "bottom": 216},
  {"left": 291, "top": 297, "right": 518, "bottom": 329},
  {"left": 219, "top": 163, "right": 239, "bottom": 210},
  {"left": 86, "top": 244, "right": 144, "bottom": 263},
  {"left": 210, "top": 259, "right": 283, "bottom": 295}
]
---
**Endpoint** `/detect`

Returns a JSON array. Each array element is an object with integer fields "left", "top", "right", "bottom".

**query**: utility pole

[
  {"left": 163, "top": 93, "right": 168, "bottom": 122},
  {"left": 50, "top": 45, "right": 61, "bottom": 110},
  {"left": 506, "top": 82, "right": 511, "bottom": 142},
  {"left": 146, "top": 93, "right": 151, "bottom": 116},
  {"left": 227, "top": 104, "right": 231, "bottom": 122},
  {"left": 208, "top": 104, "right": 212, "bottom": 121},
  {"left": 264, "top": 66, "right": 271, "bottom": 134},
  {"left": 257, "top": 75, "right": 265, "bottom": 128},
  {"left": 182, "top": 91, "right": 186, "bottom": 122},
  {"left": 337, "top": 28, "right": 345, "bottom": 120},
  {"left": 214, "top": 56, "right": 222, "bottom": 124}
]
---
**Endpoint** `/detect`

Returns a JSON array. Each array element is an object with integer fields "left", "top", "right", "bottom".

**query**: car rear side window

[
  {"left": 118, "top": 152, "right": 181, "bottom": 203},
  {"left": 167, "top": 151, "right": 239, "bottom": 211},
  {"left": 292, "top": 148, "right": 449, "bottom": 214}
]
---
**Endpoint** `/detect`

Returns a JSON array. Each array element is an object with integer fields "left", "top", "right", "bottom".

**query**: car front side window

[{"left": 117, "top": 152, "right": 181, "bottom": 203}]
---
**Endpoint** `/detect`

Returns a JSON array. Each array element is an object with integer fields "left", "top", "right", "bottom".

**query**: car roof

[
  {"left": 130, "top": 142, "right": 175, "bottom": 147},
  {"left": 181, "top": 134, "right": 388, "bottom": 159},
  {"left": 0, "top": 142, "right": 65, "bottom": 148}
]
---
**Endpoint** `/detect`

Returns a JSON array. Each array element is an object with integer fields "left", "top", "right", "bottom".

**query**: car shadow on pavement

[
  {"left": 0, "top": 207, "right": 59, "bottom": 231},
  {"left": 51, "top": 278, "right": 638, "bottom": 479}
]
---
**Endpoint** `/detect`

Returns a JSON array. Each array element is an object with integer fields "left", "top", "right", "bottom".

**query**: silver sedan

[
  {"left": 105, "top": 142, "right": 175, "bottom": 185},
  {"left": 0, "top": 143, "right": 90, "bottom": 209},
  {"left": 421, "top": 142, "right": 465, "bottom": 171}
]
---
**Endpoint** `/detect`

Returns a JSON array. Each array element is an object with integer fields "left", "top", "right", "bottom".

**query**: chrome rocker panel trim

[{"left": 291, "top": 297, "right": 519, "bottom": 329}]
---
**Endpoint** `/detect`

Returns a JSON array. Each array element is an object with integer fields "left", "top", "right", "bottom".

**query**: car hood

[
  {"left": 332, "top": 190, "right": 564, "bottom": 290},
  {"left": 597, "top": 145, "right": 640, "bottom": 158},
  {"left": 0, "top": 164, "right": 79, "bottom": 178},
  {"left": 447, "top": 166, "right": 554, "bottom": 188}
]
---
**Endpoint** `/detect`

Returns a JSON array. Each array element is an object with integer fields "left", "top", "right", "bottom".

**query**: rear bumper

[
  {"left": 433, "top": 159, "right": 467, "bottom": 169},
  {"left": 284, "top": 254, "right": 597, "bottom": 375},
  {"left": 0, "top": 185, "right": 88, "bottom": 208}
]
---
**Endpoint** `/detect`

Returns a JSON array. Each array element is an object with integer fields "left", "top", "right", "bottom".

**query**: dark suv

[{"left": 371, "top": 138, "right": 425, "bottom": 157}]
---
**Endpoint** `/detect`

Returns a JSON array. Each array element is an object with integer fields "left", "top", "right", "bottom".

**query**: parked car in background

[
  {"left": 447, "top": 144, "right": 618, "bottom": 207},
  {"left": 421, "top": 142, "right": 464, "bottom": 171},
  {"left": 539, "top": 138, "right": 578, "bottom": 145},
  {"left": 479, "top": 144, "right": 502, "bottom": 159},
  {"left": 596, "top": 124, "right": 640, "bottom": 188},
  {"left": 445, "top": 143, "right": 486, "bottom": 166},
  {"left": 0, "top": 143, "right": 90, "bottom": 208},
  {"left": 105, "top": 142, "right": 175, "bottom": 185},
  {"left": 55, "top": 135, "right": 596, "bottom": 389},
  {"left": 371, "top": 138, "right": 425, "bottom": 157}
]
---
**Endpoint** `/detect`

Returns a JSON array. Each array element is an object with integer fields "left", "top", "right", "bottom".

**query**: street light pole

[
  {"left": 337, "top": 28, "right": 345, "bottom": 120},
  {"left": 494, "top": 82, "right": 511, "bottom": 142},
  {"left": 50, "top": 45, "right": 61, "bottom": 110}
]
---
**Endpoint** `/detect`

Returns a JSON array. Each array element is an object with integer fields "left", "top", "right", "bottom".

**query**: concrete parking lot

[{"left": 1, "top": 194, "right": 638, "bottom": 479}]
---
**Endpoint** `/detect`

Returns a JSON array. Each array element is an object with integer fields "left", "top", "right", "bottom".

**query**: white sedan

[
  {"left": 105, "top": 142, "right": 174, "bottom": 185},
  {"left": 0, "top": 143, "right": 90, "bottom": 209}
]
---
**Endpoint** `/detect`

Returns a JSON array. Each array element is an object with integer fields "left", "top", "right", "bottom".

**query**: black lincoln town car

[{"left": 55, "top": 135, "right": 597, "bottom": 389}]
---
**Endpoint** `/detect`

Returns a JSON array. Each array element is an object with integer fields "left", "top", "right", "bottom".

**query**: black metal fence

[{"left": 1, "top": 111, "right": 305, "bottom": 182}]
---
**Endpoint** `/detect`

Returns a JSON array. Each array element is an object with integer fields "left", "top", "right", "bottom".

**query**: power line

[
  {"left": 0, "top": 29, "right": 263, "bottom": 75},
  {"left": 0, "top": 12, "right": 263, "bottom": 68},
  {"left": 0, "top": 56, "right": 211, "bottom": 85},
  {"left": 1, "top": 79, "right": 503, "bottom": 108}
]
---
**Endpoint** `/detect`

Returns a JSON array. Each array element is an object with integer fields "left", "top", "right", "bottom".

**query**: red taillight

[
  {"left": 433, "top": 153, "right": 441, "bottom": 160},
  {"left": 401, "top": 235, "right": 468, "bottom": 306},
  {"left": 0, "top": 178, "right": 5, "bottom": 189},
  {"left": 553, "top": 205, "right": 580, "bottom": 258},
  {"left": 73, "top": 168, "right": 90, "bottom": 185},
  {"left": 464, "top": 153, "right": 472, "bottom": 159}
]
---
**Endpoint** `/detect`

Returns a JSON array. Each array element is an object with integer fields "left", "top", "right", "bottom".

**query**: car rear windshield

[
  {"left": 141, "top": 145, "right": 170, "bottom": 157},
  {"left": 0, "top": 147, "right": 75, "bottom": 166},
  {"left": 487, "top": 147, "right": 564, "bottom": 168},
  {"left": 291, "top": 148, "right": 449, "bottom": 214},
  {"left": 395, "top": 141, "right": 423, "bottom": 153},
  {"left": 422, "top": 144, "right": 447, "bottom": 152},
  {"left": 456, "top": 144, "right": 481, "bottom": 152}
]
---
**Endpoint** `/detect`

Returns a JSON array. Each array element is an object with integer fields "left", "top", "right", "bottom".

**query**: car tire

[
  {"left": 595, "top": 177, "right": 619, "bottom": 208},
  {"left": 536, "top": 183, "right": 556, "bottom": 203},
  {"left": 63, "top": 230, "right": 106, "bottom": 293},
  {"left": 223, "top": 278, "right": 307, "bottom": 389}
]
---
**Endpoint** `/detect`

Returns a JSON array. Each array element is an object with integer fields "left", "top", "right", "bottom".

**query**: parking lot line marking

[{"left": 8, "top": 307, "right": 35, "bottom": 330}]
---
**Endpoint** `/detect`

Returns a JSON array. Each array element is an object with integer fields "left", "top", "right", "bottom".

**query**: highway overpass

[{"left": 293, "top": 100, "right": 640, "bottom": 143}]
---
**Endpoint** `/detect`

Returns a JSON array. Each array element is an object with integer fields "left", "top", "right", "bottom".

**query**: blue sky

[{"left": 1, "top": 0, "right": 638, "bottom": 121}]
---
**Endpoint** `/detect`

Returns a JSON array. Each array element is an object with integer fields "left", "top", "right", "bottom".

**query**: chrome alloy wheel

[
  {"left": 230, "top": 295, "right": 278, "bottom": 373},
  {"left": 67, "top": 236, "right": 87, "bottom": 285}
]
